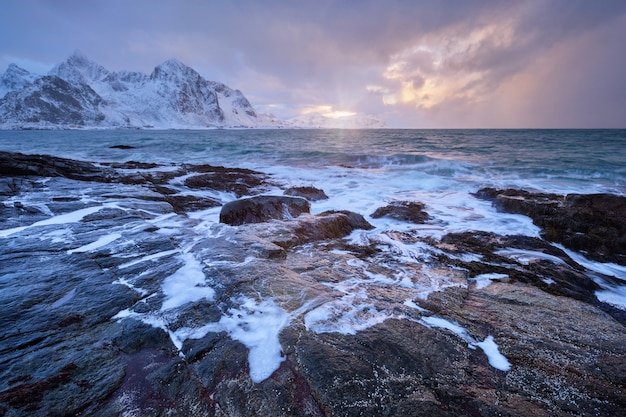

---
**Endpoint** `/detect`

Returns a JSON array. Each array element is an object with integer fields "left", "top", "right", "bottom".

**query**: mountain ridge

[{"left": 0, "top": 52, "right": 386, "bottom": 129}]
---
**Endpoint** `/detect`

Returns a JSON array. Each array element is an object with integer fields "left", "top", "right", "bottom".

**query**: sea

[
  {"left": 1, "top": 128, "right": 625, "bottom": 381},
  {"left": 2, "top": 129, "right": 624, "bottom": 192},
  {"left": 1, "top": 128, "right": 624, "bottom": 223},
  {"left": 1, "top": 128, "right": 624, "bottom": 267}
]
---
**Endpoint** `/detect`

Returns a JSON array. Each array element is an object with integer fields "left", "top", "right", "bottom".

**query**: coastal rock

[
  {"left": 219, "top": 195, "right": 311, "bottom": 225},
  {"left": 109, "top": 144, "right": 136, "bottom": 149},
  {"left": 284, "top": 186, "right": 329, "bottom": 201},
  {"left": 164, "top": 194, "right": 221, "bottom": 214},
  {"left": 475, "top": 188, "right": 626, "bottom": 265},
  {"left": 1, "top": 152, "right": 625, "bottom": 416},
  {"left": 0, "top": 151, "right": 273, "bottom": 215},
  {"left": 435, "top": 232, "right": 600, "bottom": 301},
  {"left": 271, "top": 210, "right": 374, "bottom": 249},
  {"left": 184, "top": 169, "right": 270, "bottom": 198},
  {"left": 371, "top": 200, "right": 430, "bottom": 223},
  {"left": 0, "top": 150, "right": 117, "bottom": 182}
]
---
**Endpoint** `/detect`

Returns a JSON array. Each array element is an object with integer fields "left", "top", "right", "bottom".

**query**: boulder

[
  {"left": 164, "top": 194, "right": 221, "bottom": 214},
  {"left": 475, "top": 188, "right": 626, "bottom": 265},
  {"left": 371, "top": 201, "right": 430, "bottom": 223},
  {"left": 184, "top": 171, "right": 269, "bottom": 198},
  {"left": 109, "top": 144, "right": 136, "bottom": 149},
  {"left": 284, "top": 186, "right": 329, "bottom": 201},
  {"left": 273, "top": 210, "right": 374, "bottom": 248},
  {"left": 219, "top": 195, "right": 311, "bottom": 225}
]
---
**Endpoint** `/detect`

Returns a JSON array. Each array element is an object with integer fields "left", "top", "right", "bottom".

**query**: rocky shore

[{"left": 1, "top": 150, "right": 625, "bottom": 416}]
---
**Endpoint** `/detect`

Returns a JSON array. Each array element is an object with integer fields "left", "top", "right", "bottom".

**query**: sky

[{"left": 1, "top": 0, "right": 625, "bottom": 128}]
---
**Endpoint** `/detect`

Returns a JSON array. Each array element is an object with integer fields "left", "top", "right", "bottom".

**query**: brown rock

[
  {"left": 475, "top": 188, "right": 626, "bottom": 265},
  {"left": 284, "top": 186, "right": 329, "bottom": 201},
  {"left": 371, "top": 201, "right": 430, "bottom": 223},
  {"left": 219, "top": 195, "right": 311, "bottom": 226}
]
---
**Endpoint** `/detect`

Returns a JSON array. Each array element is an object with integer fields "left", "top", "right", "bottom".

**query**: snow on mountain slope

[
  {"left": 91, "top": 58, "right": 225, "bottom": 128},
  {"left": 49, "top": 50, "right": 110, "bottom": 85},
  {"left": 0, "top": 52, "right": 276, "bottom": 129},
  {"left": 0, "top": 64, "right": 39, "bottom": 98},
  {"left": 0, "top": 76, "right": 106, "bottom": 129}
]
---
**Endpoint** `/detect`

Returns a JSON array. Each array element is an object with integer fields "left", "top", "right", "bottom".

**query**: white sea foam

[
  {"left": 555, "top": 244, "right": 626, "bottom": 280},
  {"left": 421, "top": 316, "right": 469, "bottom": 339},
  {"left": 476, "top": 336, "right": 511, "bottom": 371},
  {"left": 551, "top": 244, "right": 626, "bottom": 309},
  {"left": 117, "top": 249, "right": 179, "bottom": 269},
  {"left": 595, "top": 286, "right": 626, "bottom": 310},
  {"left": 175, "top": 297, "right": 291, "bottom": 383},
  {"left": 472, "top": 273, "right": 508, "bottom": 289},
  {"left": 0, "top": 204, "right": 111, "bottom": 237},
  {"left": 304, "top": 293, "right": 395, "bottom": 335},
  {"left": 403, "top": 299, "right": 428, "bottom": 312},
  {"left": 217, "top": 298, "right": 291, "bottom": 382},
  {"left": 160, "top": 252, "right": 214, "bottom": 311},
  {"left": 421, "top": 316, "right": 511, "bottom": 371},
  {"left": 67, "top": 232, "right": 122, "bottom": 254},
  {"left": 112, "top": 277, "right": 149, "bottom": 297},
  {"left": 496, "top": 248, "right": 568, "bottom": 266}
]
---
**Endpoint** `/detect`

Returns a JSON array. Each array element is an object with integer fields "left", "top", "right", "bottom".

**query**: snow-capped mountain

[
  {"left": 0, "top": 64, "right": 38, "bottom": 98},
  {"left": 0, "top": 51, "right": 387, "bottom": 129},
  {"left": 0, "top": 52, "right": 278, "bottom": 129},
  {"left": 0, "top": 76, "right": 105, "bottom": 128}
]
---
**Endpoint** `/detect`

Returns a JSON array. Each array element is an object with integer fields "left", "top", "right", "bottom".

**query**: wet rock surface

[
  {"left": 1, "top": 151, "right": 625, "bottom": 416},
  {"left": 284, "top": 186, "right": 329, "bottom": 201},
  {"left": 475, "top": 188, "right": 626, "bottom": 265},
  {"left": 219, "top": 195, "right": 311, "bottom": 226},
  {"left": 371, "top": 200, "right": 431, "bottom": 223}
]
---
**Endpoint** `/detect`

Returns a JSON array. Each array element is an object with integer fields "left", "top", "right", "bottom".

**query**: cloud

[
  {"left": 1, "top": 0, "right": 625, "bottom": 127},
  {"left": 368, "top": 1, "right": 626, "bottom": 127}
]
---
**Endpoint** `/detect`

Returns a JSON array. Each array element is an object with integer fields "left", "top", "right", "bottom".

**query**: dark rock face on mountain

[
  {"left": 1, "top": 151, "right": 625, "bottom": 416},
  {"left": 0, "top": 76, "right": 106, "bottom": 126},
  {"left": 475, "top": 188, "right": 626, "bottom": 265},
  {"left": 148, "top": 59, "right": 224, "bottom": 123}
]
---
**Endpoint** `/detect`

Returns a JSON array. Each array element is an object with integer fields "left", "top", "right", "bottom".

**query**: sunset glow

[{"left": 1, "top": 0, "right": 625, "bottom": 127}]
